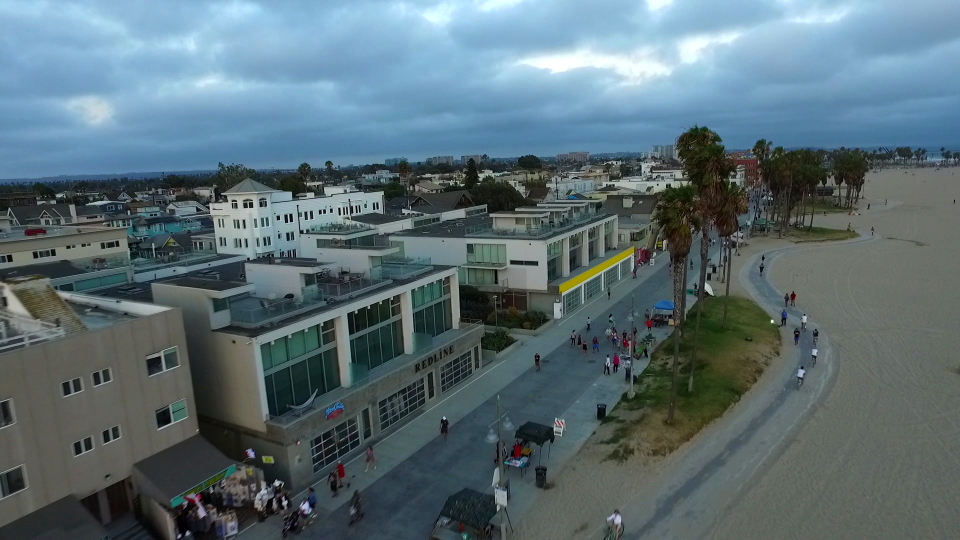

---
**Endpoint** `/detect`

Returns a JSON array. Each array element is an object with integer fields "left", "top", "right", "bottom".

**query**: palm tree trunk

[
  {"left": 721, "top": 240, "right": 733, "bottom": 328},
  {"left": 688, "top": 231, "right": 710, "bottom": 393},
  {"left": 666, "top": 255, "right": 686, "bottom": 425}
]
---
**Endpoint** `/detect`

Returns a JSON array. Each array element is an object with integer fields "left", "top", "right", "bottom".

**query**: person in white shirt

[
  {"left": 607, "top": 510, "right": 623, "bottom": 539},
  {"left": 811, "top": 348, "right": 818, "bottom": 365},
  {"left": 796, "top": 366, "right": 806, "bottom": 388},
  {"left": 801, "top": 314, "right": 808, "bottom": 330}
]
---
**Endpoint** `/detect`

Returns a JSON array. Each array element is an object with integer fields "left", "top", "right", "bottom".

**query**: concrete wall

[
  {"left": 0, "top": 308, "right": 198, "bottom": 528},
  {"left": 0, "top": 227, "right": 129, "bottom": 271}
]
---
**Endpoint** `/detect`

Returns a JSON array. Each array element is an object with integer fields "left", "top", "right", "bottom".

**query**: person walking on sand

[
  {"left": 586, "top": 316, "right": 591, "bottom": 331},
  {"left": 801, "top": 313, "right": 808, "bottom": 331},
  {"left": 613, "top": 354, "right": 620, "bottom": 373},
  {"left": 604, "top": 355, "right": 612, "bottom": 375},
  {"left": 612, "top": 332, "right": 619, "bottom": 349},
  {"left": 364, "top": 446, "right": 376, "bottom": 471},
  {"left": 440, "top": 417, "right": 449, "bottom": 440},
  {"left": 790, "top": 291, "right": 796, "bottom": 306},
  {"left": 570, "top": 331, "right": 576, "bottom": 347},
  {"left": 871, "top": 227, "right": 875, "bottom": 236},
  {"left": 781, "top": 309, "right": 788, "bottom": 327},
  {"left": 593, "top": 335, "right": 600, "bottom": 353},
  {"left": 644, "top": 309, "right": 650, "bottom": 321},
  {"left": 534, "top": 352, "right": 541, "bottom": 371}
]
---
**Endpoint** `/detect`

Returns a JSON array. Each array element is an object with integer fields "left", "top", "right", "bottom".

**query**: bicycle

[
  {"left": 604, "top": 524, "right": 622, "bottom": 540},
  {"left": 811, "top": 354, "right": 817, "bottom": 367},
  {"left": 797, "top": 376, "right": 804, "bottom": 390}
]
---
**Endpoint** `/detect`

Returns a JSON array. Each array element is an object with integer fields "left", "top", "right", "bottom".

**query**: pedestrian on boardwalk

[
  {"left": 586, "top": 316, "right": 591, "bottom": 331},
  {"left": 622, "top": 331, "right": 628, "bottom": 344},
  {"left": 582, "top": 341, "right": 588, "bottom": 355},
  {"left": 534, "top": 352, "right": 541, "bottom": 371},
  {"left": 644, "top": 309, "right": 650, "bottom": 321},
  {"left": 612, "top": 333, "right": 619, "bottom": 349},
  {"left": 607, "top": 286, "right": 611, "bottom": 300},
  {"left": 570, "top": 331, "right": 576, "bottom": 347},
  {"left": 608, "top": 313, "right": 615, "bottom": 327},
  {"left": 329, "top": 471, "right": 339, "bottom": 498},
  {"left": 577, "top": 334, "right": 583, "bottom": 347},
  {"left": 365, "top": 446, "right": 376, "bottom": 471},
  {"left": 645, "top": 318, "right": 653, "bottom": 331},
  {"left": 759, "top": 262, "right": 765, "bottom": 276},
  {"left": 790, "top": 291, "right": 796, "bottom": 306},
  {"left": 613, "top": 354, "right": 620, "bottom": 373},
  {"left": 793, "top": 328, "right": 801, "bottom": 345},
  {"left": 781, "top": 309, "right": 788, "bottom": 326},
  {"left": 605, "top": 327, "right": 612, "bottom": 342},
  {"left": 783, "top": 293, "right": 790, "bottom": 307},
  {"left": 623, "top": 358, "right": 632, "bottom": 382},
  {"left": 604, "top": 355, "right": 612, "bottom": 375},
  {"left": 440, "top": 417, "right": 449, "bottom": 440},
  {"left": 592, "top": 336, "right": 600, "bottom": 353},
  {"left": 336, "top": 461, "right": 349, "bottom": 489}
]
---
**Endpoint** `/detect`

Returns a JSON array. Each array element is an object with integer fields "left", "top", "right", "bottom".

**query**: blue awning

[{"left": 653, "top": 300, "right": 675, "bottom": 311}]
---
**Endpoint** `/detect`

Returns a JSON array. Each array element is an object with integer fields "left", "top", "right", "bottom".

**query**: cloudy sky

[{"left": 2, "top": 0, "right": 959, "bottom": 178}]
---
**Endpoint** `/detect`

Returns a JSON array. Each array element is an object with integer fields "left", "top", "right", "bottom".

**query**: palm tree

[
  {"left": 713, "top": 182, "right": 748, "bottom": 328},
  {"left": 652, "top": 185, "right": 697, "bottom": 425},
  {"left": 325, "top": 160, "right": 335, "bottom": 178},
  {"left": 297, "top": 162, "right": 312, "bottom": 182}
]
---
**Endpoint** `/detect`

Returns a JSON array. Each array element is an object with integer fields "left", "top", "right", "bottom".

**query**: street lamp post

[
  {"left": 493, "top": 295, "right": 499, "bottom": 330},
  {"left": 626, "top": 295, "right": 636, "bottom": 399},
  {"left": 484, "top": 395, "right": 513, "bottom": 540}
]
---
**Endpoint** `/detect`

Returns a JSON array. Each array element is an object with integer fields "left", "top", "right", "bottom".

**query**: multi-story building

[
  {"left": 0, "top": 277, "right": 235, "bottom": 539},
  {"left": 557, "top": 152, "right": 590, "bottom": 163},
  {"left": 0, "top": 225, "right": 132, "bottom": 292},
  {"left": 361, "top": 170, "right": 399, "bottom": 184},
  {"left": 426, "top": 156, "right": 455, "bottom": 166},
  {"left": 390, "top": 201, "right": 633, "bottom": 314},
  {"left": 383, "top": 157, "right": 407, "bottom": 167},
  {"left": 209, "top": 179, "right": 384, "bottom": 260},
  {"left": 730, "top": 153, "right": 759, "bottom": 187},
  {"left": 460, "top": 155, "right": 484, "bottom": 166},
  {"left": 651, "top": 144, "right": 676, "bottom": 160},
  {"left": 150, "top": 252, "right": 483, "bottom": 491}
]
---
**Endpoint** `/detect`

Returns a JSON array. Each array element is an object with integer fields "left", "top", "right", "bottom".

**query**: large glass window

[
  {"left": 547, "top": 240, "right": 562, "bottom": 281},
  {"left": 411, "top": 280, "right": 446, "bottom": 309},
  {"left": 311, "top": 415, "right": 362, "bottom": 472},
  {"left": 466, "top": 244, "right": 506, "bottom": 264},
  {"left": 604, "top": 266, "right": 620, "bottom": 288},
  {"left": 350, "top": 320, "right": 404, "bottom": 373},
  {"left": 440, "top": 352, "right": 473, "bottom": 392},
  {"left": 379, "top": 378, "right": 426, "bottom": 431},
  {"left": 348, "top": 297, "right": 401, "bottom": 333},
  {"left": 414, "top": 299, "right": 453, "bottom": 337},
  {"left": 458, "top": 267, "right": 497, "bottom": 285},
  {"left": 261, "top": 320, "right": 334, "bottom": 371},
  {"left": 264, "top": 348, "right": 340, "bottom": 417},
  {"left": 584, "top": 275, "right": 603, "bottom": 300},
  {"left": 564, "top": 288, "right": 582, "bottom": 314}
]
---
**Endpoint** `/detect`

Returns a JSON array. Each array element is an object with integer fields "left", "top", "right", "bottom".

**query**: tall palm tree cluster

[{"left": 652, "top": 126, "right": 748, "bottom": 424}]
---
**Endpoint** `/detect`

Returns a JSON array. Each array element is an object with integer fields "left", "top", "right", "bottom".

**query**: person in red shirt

[
  {"left": 645, "top": 319, "right": 653, "bottom": 331},
  {"left": 336, "top": 461, "right": 348, "bottom": 489},
  {"left": 790, "top": 291, "right": 797, "bottom": 306}
]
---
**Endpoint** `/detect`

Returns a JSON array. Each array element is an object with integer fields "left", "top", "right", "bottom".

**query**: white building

[
  {"left": 166, "top": 201, "right": 210, "bottom": 216},
  {"left": 651, "top": 144, "right": 676, "bottom": 160},
  {"left": 210, "top": 179, "right": 384, "bottom": 259},
  {"left": 361, "top": 170, "right": 399, "bottom": 184}
]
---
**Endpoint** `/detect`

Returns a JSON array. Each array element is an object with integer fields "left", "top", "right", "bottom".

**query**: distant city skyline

[{"left": 1, "top": 0, "right": 957, "bottom": 179}]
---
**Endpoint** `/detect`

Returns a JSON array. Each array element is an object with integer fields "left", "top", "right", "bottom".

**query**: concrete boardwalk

[{"left": 239, "top": 243, "right": 724, "bottom": 540}]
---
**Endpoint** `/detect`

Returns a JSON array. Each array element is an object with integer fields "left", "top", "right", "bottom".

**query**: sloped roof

[
  {"left": 419, "top": 190, "right": 476, "bottom": 211},
  {"left": 224, "top": 178, "right": 276, "bottom": 194},
  {"left": 526, "top": 187, "right": 549, "bottom": 200},
  {"left": 7, "top": 203, "right": 71, "bottom": 222},
  {"left": 5, "top": 276, "right": 86, "bottom": 334}
]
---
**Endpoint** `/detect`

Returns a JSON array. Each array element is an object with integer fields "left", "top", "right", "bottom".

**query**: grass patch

[
  {"left": 807, "top": 200, "right": 852, "bottom": 214},
  {"left": 595, "top": 295, "right": 780, "bottom": 460},
  {"left": 788, "top": 226, "right": 858, "bottom": 243}
]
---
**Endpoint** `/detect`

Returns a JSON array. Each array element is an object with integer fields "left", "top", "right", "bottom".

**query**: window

[
  {"left": 219, "top": 237, "right": 226, "bottom": 247},
  {"left": 0, "top": 254, "right": 11, "bottom": 263},
  {"left": 0, "top": 466, "right": 27, "bottom": 499},
  {"left": 101, "top": 425, "right": 121, "bottom": 444},
  {"left": 0, "top": 399, "right": 13, "bottom": 428},
  {"left": 260, "top": 217, "right": 269, "bottom": 227},
  {"left": 243, "top": 199, "right": 254, "bottom": 208},
  {"left": 440, "top": 352, "right": 473, "bottom": 392},
  {"left": 379, "top": 379, "right": 426, "bottom": 431},
  {"left": 259, "top": 198, "right": 268, "bottom": 207},
  {"left": 61, "top": 377, "right": 83, "bottom": 397},
  {"left": 146, "top": 347, "right": 180, "bottom": 376},
  {"left": 72, "top": 436, "right": 94, "bottom": 456},
  {"left": 81, "top": 242, "right": 90, "bottom": 247},
  {"left": 32, "top": 249, "right": 56, "bottom": 259},
  {"left": 233, "top": 219, "right": 241, "bottom": 229},
  {"left": 311, "top": 416, "right": 361, "bottom": 472},
  {"left": 457, "top": 267, "right": 496, "bottom": 285},
  {"left": 217, "top": 218, "right": 225, "bottom": 228},
  {"left": 231, "top": 201, "right": 238, "bottom": 209},
  {"left": 156, "top": 399, "right": 187, "bottom": 429},
  {"left": 509, "top": 260, "right": 539, "bottom": 266},
  {"left": 65, "top": 244, "right": 76, "bottom": 249},
  {"left": 100, "top": 240, "right": 120, "bottom": 249},
  {"left": 285, "top": 232, "right": 295, "bottom": 241},
  {"left": 212, "top": 297, "right": 229, "bottom": 312},
  {"left": 234, "top": 238, "right": 242, "bottom": 248},
  {"left": 92, "top": 368, "right": 112, "bottom": 387},
  {"left": 466, "top": 243, "right": 506, "bottom": 264}
]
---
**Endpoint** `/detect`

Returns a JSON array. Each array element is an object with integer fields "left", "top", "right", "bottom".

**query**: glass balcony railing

[
  {"left": 374, "top": 257, "right": 433, "bottom": 280},
  {"left": 465, "top": 211, "right": 603, "bottom": 238},
  {"left": 315, "top": 236, "right": 396, "bottom": 249},
  {"left": 308, "top": 222, "right": 372, "bottom": 234},
  {"left": 229, "top": 289, "right": 326, "bottom": 327}
]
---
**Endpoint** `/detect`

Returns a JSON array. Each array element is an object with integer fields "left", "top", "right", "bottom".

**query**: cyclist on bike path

[
  {"left": 797, "top": 366, "right": 806, "bottom": 388},
  {"left": 606, "top": 510, "right": 623, "bottom": 539}
]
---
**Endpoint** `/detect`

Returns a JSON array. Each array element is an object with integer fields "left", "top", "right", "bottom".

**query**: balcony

[
  {"left": 229, "top": 289, "right": 327, "bottom": 328},
  {"left": 315, "top": 235, "right": 398, "bottom": 251},
  {"left": 0, "top": 310, "right": 66, "bottom": 353},
  {"left": 465, "top": 211, "right": 605, "bottom": 239},
  {"left": 306, "top": 273, "right": 394, "bottom": 301},
  {"left": 308, "top": 222, "right": 372, "bottom": 234},
  {"left": 374, "top": 256, "right": 434, "bottom": 280}
]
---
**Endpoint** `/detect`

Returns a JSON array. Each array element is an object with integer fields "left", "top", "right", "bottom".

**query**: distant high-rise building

[
  {"left": 426, "top": 156, "right": 455, "bottom": 166},
  {"left": 384, "top": 157, "right": 408, "bottom": 166},
  {"left": 557, "top": 152, "right": 590, "bottom": 163},
  {"left": 651, "top": 145, "right": 676, "bottom": 160},
  {"left": 461, "top": 155, "right": 484, "bottom": 165}
]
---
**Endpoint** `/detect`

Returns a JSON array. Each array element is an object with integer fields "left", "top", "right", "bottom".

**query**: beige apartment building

[{"left": 0, "top": 276, "right": 236, "bottom": 540}]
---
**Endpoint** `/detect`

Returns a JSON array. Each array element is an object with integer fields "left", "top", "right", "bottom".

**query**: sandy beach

[{"left": 516, "top": 166, "right": 960, "bottom": 540}]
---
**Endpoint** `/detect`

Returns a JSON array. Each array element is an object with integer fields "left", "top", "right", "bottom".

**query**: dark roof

[
  {"left": 144, "top": 215, "right": 179, "bottom": 224},
  {"left": 7, "top": 203, "right": 72, "bottom": 222},
  {"left": 134, "top": 436, "right": 237, "bottom": 506},
  {"left": 349, "top": 213, "right": 409, "bottom": 225},
  {"left": 386, "top": 195, "right": 424, "bottom": 211},
  {"left": 0, "top": 260, "right": 87, "bottom": 280},
  {"left": 526, "top": 187, "right": 549, "bottom": 200},
  {"left": 604, "top": 194, "right": 659, "bottom": 217},
  {"left": 419, "top": 190, "right": 475, "bottom": 211},
  {"left": 439, "top": 489, "right": 497, "bottom": 531},
  {"left": 0, "top": 496, "right": 108, "bottom": 540}
]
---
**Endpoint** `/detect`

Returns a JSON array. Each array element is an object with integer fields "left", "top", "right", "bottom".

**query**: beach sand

[{"left": 516, "top": 166, "right": 960, "bottom": 540}]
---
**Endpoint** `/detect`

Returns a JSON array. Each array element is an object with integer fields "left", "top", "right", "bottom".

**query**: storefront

[{"left": 558, "top": 248, "right": 634, "bottom": 318}]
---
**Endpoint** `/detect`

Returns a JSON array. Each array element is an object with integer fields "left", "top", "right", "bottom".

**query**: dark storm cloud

[{"left": 1, "top": 0, "right": 959, "bottom": 178}]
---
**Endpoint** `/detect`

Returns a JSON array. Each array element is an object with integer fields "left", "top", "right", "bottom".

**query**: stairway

[
  {"left": 4, "top": 276, "right": 85, "bottom": 334},
  {"left": 109, "top": 520, "right": 156, "bottom": 540}
]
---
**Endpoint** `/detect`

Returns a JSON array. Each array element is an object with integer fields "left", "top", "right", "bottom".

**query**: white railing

[{"left": 0, "top": 311, "right": 66, "bottom": 353}]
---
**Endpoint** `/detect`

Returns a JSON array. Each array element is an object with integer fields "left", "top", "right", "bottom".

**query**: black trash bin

[
  {"left": 597, "top": 403, "right": 607, "bottom": 420},
  {"left": 711, "top": 264, "right": 717, "bottom": 274},
  {"left": 535, "top": 466, "right": 547, "bottom": 488}
]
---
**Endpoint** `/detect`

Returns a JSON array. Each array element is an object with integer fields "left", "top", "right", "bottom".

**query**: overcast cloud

[{"left": 1, "top": 0, "right": 959, "bottom": 178}]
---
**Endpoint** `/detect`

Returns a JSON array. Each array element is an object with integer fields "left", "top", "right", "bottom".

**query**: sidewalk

[{"left": 236, "top": 243, "right": 721, "bottom": 540}]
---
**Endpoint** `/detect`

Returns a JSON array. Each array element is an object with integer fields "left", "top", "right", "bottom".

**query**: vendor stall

[
  {"left": 513, "top": 422, "right": 556, "bottom": 466},
  {"left": 430, "top": 489, "right": 498, "bottom": 540},
  {"left": 650, "top": 300, "right": 675, "bottom": 327}
]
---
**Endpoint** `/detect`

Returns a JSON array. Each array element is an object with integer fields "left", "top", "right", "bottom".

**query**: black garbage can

[
  {"left": 597, "top": 403, "right": 607, "bottom": 420},
  {"left": 535, "top": 466, "right": 547, "bottom": 488},
  {"left": 710, "top": 264, "right": 717, "bottom": 273},
  {"left": 706, "top": 273, "right": 712, "bottom": 281}
]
